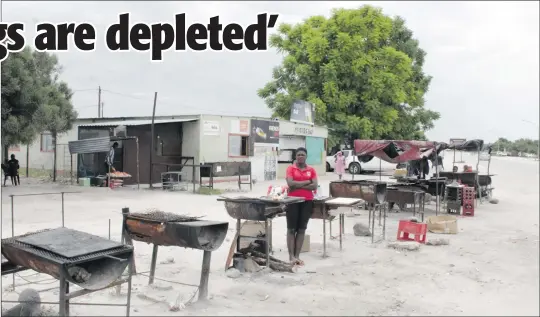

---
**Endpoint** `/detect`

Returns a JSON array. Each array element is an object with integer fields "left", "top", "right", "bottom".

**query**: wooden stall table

[{"left": 312, "top": 197, "right": 364, "bottom": 257}]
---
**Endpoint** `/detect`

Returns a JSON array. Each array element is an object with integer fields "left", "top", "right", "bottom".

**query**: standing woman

[
  {"left": 334, "top": 151, "right": 346, "bottom": 180},
  {"left": 285, "top": 147, "right": 318, "bottom": 266}
]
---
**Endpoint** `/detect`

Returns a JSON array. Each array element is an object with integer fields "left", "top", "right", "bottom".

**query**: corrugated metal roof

[
  {"left": 78, "top": 118, "right": 197, "bottom": 127},
  {"left": 68, "top": 137, "right": 111, "bottom": 154}
]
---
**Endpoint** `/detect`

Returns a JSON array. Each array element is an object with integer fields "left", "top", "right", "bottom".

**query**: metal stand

[
  {"left": 412, "top": 192, "right": 426, "bottom": 222},
  {"left": 148, "top": 245, "right": 159, "bottom": 285},
  {"left": 368, "top": 203, "right": 387, "bottom": 243},
  {"left": 40, "top": 254, "right": 133, "bottom": 317},
  {"left": 198, "top": 251, "right": 211, "bottom": 301}
]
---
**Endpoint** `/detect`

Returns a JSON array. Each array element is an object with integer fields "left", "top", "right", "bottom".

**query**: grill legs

[
  {"left": 198, "top": 250, "right": 211, "bottom": 301},
  {"left": 148, "top": 245, "right": 159, "bottom": 285},
  {"left": 59, "top": 278, "right": 69, "bottom": 316}
]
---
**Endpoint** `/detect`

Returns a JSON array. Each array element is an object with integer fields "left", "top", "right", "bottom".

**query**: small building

[{"left": 11, "top": 114, "right": 328, "bottom": 185}]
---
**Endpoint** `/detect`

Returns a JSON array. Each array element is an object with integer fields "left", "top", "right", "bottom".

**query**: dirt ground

[{"left": 1, "top": 154, "right": 538, "bottom": 316}]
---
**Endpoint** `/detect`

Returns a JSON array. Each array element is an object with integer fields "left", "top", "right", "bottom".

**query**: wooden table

[{"left": 314, "top": 197, "right": 364, "bottom": 257}]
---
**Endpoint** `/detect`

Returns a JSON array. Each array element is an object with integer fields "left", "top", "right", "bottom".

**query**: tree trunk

[
  {"left": 52, "top": 131, "right": 57, "bottom": 182},
  {"left": 3, "top": 145, "right": 8, "bottom": 162}
]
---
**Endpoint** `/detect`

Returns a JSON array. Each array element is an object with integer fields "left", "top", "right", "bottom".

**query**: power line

[{"left": 100, "top": 88, "right": 268, "bottom": 117}]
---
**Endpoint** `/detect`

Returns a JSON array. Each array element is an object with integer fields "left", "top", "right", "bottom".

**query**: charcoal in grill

[
  {"left": 1, "top": 228, "right": 133, "bottom": 291},
  {"left": 129, "top": 209, "right": 202, "bottom": 223}
]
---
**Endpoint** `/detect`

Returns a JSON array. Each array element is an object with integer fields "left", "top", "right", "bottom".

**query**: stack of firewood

[{"left": 237, "top": 242, "right": 296, "bottom": 273}]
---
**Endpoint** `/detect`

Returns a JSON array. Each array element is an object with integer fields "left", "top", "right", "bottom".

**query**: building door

[{"left": 306, "top": 136, "right": 324, "bottom": 165}]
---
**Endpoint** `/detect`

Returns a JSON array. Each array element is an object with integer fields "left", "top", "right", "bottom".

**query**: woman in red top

[{"left": 285, "top": 147, "right": 318, "bottom": 265}]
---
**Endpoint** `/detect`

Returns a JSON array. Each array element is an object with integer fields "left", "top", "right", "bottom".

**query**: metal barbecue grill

[
  {"left": 329, "top": 180, "right": 388, "bottom": 243},
  {"left": 1, "top": 228, "right": 134, "bottom": 316},
  {"left": 219, "top": 196, "right": 304, "bottom": 268},
  {"left": 121, "top": 208, "right": 228, "bottom": 301},
  {"left": 387, "top": 187, "right": 426, "bottom": 221}
]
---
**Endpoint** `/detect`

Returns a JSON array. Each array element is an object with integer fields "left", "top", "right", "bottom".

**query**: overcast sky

[{"left": 2, "top": 1, "right": 539, "bottom": 142}]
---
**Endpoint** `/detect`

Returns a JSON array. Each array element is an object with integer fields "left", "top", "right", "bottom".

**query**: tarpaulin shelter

[
  {"left": 353, "top": 140, "right": 448, "bottom": 164},
  {"left": 353, "top": 139, "right": 449, "bottom": 214},
  {"left": 447, "top": 139, "right": 494, "bottom": 175}
]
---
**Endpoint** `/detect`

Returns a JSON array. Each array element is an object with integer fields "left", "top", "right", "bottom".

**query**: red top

[{"left": 286, "top": 163, "right": 317, "bottom": 201}]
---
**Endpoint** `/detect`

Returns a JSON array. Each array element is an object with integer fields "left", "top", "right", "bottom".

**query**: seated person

[
  {"left": 463, "top": 165, "right": 473, "bottom": 172},
  {"left": 452, "top": 166, "right": 458, "bottom": 173}
]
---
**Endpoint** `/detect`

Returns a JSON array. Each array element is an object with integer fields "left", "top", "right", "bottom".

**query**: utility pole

[
  {"left": 149, "top": 92, "right": 158, "bottom": 188},
  {"left": 101, "top": 102, "right": 104, "bottom": 118},
  {"left": 98, "top": 86, "right": 102, "bottom": 118}
]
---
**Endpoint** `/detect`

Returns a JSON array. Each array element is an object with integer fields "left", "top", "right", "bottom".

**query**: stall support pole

[
  {"left": 136, "top": 138, "right": 140, "bottom": 190},
  {"left": 10, "top": 195, "right": 15, "bottom": 289},
  {"left": 61, "top": 192, "right": 65, "bottom": 227},
  {"left": 435, "top": 143, "right": 439, "bottom": 215},
  {"left": 149, "top": 92, "right": 158, "bottom": 189},
  {"left": 379, "top": 158, "right": 381, "bottom": 181}
]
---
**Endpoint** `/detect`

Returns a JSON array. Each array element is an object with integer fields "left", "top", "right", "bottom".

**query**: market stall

[
  {"left": 352, "top": 140, "right": 449, "bottom": 214},
  {"left": 68, "top": 136, "right": 140, "bottom": 189},
  {"left": 440, "top": 139, "right": 494, "bottom": 200}
]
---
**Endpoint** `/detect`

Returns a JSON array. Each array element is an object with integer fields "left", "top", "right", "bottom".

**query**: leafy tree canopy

[
  {"left": 1, "top": 47, "right": 77, "bottom": 150},
  {"left": 493, "top": 137, "right": 539, "bottom": 155},
  {"left": 258, "top": 5, "right": 440, "bottom": 147}
]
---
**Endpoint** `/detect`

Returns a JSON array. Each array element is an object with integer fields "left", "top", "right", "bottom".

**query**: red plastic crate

[
  {"left": 397, "top": 220, "right": 427, "bottom": 244},
  {"left": 462, "top": 187, "right": 475, "bottom": 216}
]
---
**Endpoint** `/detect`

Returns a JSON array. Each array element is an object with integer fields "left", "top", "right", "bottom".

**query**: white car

[{"left": 326, "top": 150, "right": 396, "bottom": 174}]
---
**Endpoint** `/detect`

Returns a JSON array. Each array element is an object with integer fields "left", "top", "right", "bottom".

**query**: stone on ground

[
  {"left": 387, "top": 241, "right": 421, "bottom": 251},
  {"left": 489, "top": 198, "right": 499, "bottom": 204},
  {"left": 353, "top": 222, "right": 371, "bottom": 237},
  {"left": 426, "top": 238, "right": 450, "bottom": 246}
]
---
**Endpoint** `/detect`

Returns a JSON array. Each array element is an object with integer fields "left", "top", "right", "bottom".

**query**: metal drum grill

[
  {"left": 329, "top": 180, "right": 388, "bottom": 243},
  {"left": 1, "top": 228, "right": 134, "bottom": 316},
  {"left": 329, "top": 180, "right": 387, "bottom": 204},
  {"left": 219, "top": 196, "right": 304, "bottom": 266},
  {"left": 121, "top": 208, "right": 229, "bottom": 301},
  {"left": 387, "top": 187, "right": 426, "bottom": 221}
]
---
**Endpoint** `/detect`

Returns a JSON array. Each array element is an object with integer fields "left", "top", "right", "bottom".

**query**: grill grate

[
  {"left": 128, "top": 209, "right": 202, "bottom": 223},
  {"left": 2, "top": 238, "right": 133, "bottom": 264}
]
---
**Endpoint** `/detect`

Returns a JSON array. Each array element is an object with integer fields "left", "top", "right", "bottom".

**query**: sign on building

[
  {"left": 250, "top": 119, "right": 279, "bottom": 147},
  {"left": 290, "top": 100, "right": 314, "bottom": 125}
]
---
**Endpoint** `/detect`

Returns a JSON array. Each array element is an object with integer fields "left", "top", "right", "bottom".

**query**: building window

[
  {"left": 228, "top": 135, "right": 249, "bottom": 157},
  {"left": 40, "top": 133, "right": 54, "bottom": 152}
]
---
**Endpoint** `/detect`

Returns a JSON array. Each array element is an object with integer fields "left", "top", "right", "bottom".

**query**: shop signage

[
  {"left": 290, "top": 100, "right": 315, "bottom": 125},
  {"left": 250, "top": 119, "right": 279, "bottom": 146},
  {"left": 203, "top": 120, "right": 220, "bottom": 136},
  {"left": 294, "top": 126, "right": 314, "bottom": 135}
]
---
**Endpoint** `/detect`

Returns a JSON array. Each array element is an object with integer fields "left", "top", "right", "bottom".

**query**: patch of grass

[{"left": 197, "top": 187, "right": 223, "bottom": 195}]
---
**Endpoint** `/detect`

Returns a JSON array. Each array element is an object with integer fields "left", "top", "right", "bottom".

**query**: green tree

[
  {"left": 258, "top": 6, "right": 440, "bottom": 148},
  {"left": 1, "top": 48, "right": 77, "bottom": 180}
]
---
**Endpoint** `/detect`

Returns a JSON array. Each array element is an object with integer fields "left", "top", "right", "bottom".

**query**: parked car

[{"left": 326, "top": 150, "right": 395, "bottom": 174}]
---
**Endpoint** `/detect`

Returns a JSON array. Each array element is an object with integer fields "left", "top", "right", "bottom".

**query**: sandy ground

[{"left": 1, "top": 154, "right": 538, "bottom": 316}]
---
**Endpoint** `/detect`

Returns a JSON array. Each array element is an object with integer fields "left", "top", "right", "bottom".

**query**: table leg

[
  {"left": 322, "top": 213, "right": 327, "bottom": 258},
  {"left": 382, "top": 203, "right": 387, "bottom": 240},
  {"left": 339, "top": 214, "right": 343, "bottom": 251},
  {"left": 265, "top": 220, "right": 270, "bottom": 267},
  {"left": 368, "top": 205, "right": 372, "bottom": 229},
  {"left": 236, "top": 219, "right": 241, "bottom": 252},
  {"left": 371, "top": 205, "right": 376, "bottom": 244},
  {"left": 342, "top": 213, "right": 345, "bottom": 235}
]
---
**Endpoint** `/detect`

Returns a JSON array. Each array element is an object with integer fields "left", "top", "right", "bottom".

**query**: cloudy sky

[{"left": 2, "top": 1, "right": 538, "bottom": 142}]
